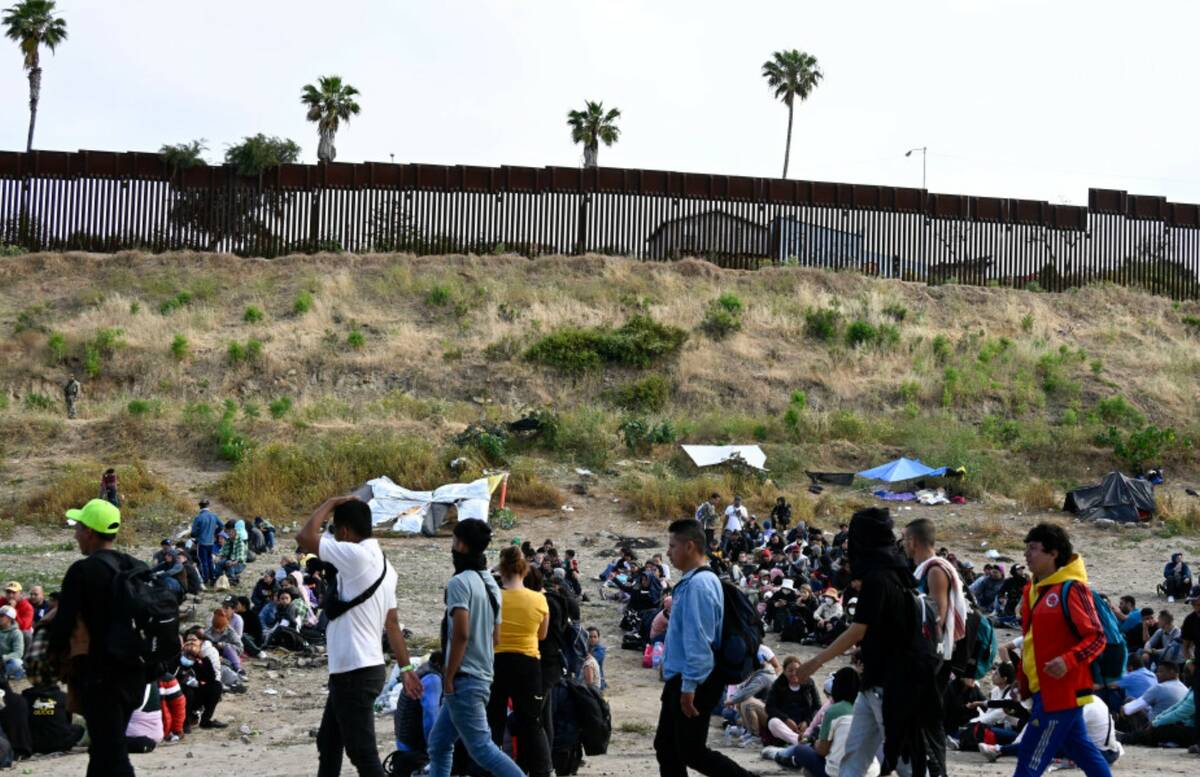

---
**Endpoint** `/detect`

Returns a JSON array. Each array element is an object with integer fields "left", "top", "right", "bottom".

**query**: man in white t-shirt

[
  {"left": 722, "top": 496, "right": 748, "bottom": 551},
  {"left": 298, "top": 496, "right": 422, "bottom": 777}
]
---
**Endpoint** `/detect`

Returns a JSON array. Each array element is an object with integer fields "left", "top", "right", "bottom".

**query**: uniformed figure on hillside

[{"left": 63, "top": 375, "right": 80, "bottom": 419}]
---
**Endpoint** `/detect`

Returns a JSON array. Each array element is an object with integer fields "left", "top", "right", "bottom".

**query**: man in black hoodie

[{"left": 796, "top": 507, "right": 944, "bottom": 777}]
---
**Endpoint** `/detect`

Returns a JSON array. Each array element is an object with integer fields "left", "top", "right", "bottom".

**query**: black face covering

[{"left": 452, "top": 549, "right": 487, "bottom": 574}]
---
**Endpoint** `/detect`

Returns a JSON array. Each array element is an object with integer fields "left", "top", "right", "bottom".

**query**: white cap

[{"left": 0, "top": 605, "right": 15, "bottom": 620}]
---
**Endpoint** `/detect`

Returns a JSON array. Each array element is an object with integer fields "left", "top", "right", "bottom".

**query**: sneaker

[
  {"left": 979, "top": 743, "right": 1001, "bottom": 763},
  {"left": 165, "top": 733, "right": 181, "bottom": 743},
  {"left": 738, "top": 734, "right": 758, "bottom": 748},
  {"left": 724, "top": 725, "right": 746, "bottom": 739},
  {"left": 760, "top": 746, "right": 783, "bottom": 760},
  {"left": 1168, "top": 595, "right": 1175, "bottom": 603},
  {"left": 946, "top": 734, "right": 960, "bottom": 751},
  {"left": 200, "top": 719, "right": 228, "bottom": 729}
]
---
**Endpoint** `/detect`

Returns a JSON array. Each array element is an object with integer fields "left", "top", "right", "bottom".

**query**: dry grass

[
  {"left": 1156, "top": 492, "right": 1200, "bottom": 536},
  {"left": 504, "top": 460, "right": 563, "bottom": 509},
  {"left": 17, "top": 460, "right": 191, "bottom": 543},
  {"left": 617, "top": 470, "right": 780, "bottom": 523},
  {"left": 1017, "top": 480, "right": 1060, "bottom": 511}
]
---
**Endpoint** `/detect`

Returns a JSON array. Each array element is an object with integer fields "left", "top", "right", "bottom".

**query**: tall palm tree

[
  {"left": 2, "top": 0, "right": 68, "bottom": 152},
  {"left": 761, "top": 49, "right": 822, "bottom": 179},
  {"left": 300, "top": 75, "right": 361, "bottom": 163},
  {"left": 567, "top": 101, "right": 621, "bottom": 168}
]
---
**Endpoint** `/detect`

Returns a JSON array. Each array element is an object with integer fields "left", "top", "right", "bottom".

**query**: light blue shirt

[
  {"left": 1116, "top": 667, "right": 1157, "bottom": 701},
  {"left": 191, "top": 509, "right": 221, "bottom": 546},
  {"left": 662, "top": 566, "right": 723, "bottom": 693}
]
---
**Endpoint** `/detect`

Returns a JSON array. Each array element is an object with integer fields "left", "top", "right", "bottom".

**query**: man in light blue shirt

[
  {"left": 1111, "top": 653, "right": 1157, "bottom": 703},
  {"left": 190, "top": 499, "right": 222, "bottom": 585},
  {"left": 654, "top": 518, "right": 756, "bottom": 777}
]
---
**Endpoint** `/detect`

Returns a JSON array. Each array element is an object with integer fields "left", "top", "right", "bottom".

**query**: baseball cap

[
  {"left": 65, "top": 498, "right": 122, "bottom": 535},
  {"left": 0, "top": 605, "right": 15, "bottom": 620},
  {"left": 4, "top": 581, "right": 21, "bottom": 593}
]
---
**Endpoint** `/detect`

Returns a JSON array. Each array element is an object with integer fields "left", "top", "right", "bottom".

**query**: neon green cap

[{"left": 65, "top": 499, "right": 121, "bottom": 535}]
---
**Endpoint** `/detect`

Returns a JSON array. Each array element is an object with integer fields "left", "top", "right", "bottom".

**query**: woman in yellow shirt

[{"left": 487, "top": 545, "right": 552, "bottom": 777}]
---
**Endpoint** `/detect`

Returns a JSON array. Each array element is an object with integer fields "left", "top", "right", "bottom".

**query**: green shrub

[
  {"left": 525, "top": 315, "right": 687, "bottom": 373},
  {"left": 1096, "top": 424, "right": 1176, "bottom": 471},
  {"left": 552, "top": 409, "right": 613, "bottom": 468},
  {"left": 783, "top": 406, "right": 802, "bottom": 433},
  {"left": 293, "top": 290, "right": 314, "bottom": 315},
  {"left": 24, "top": 393, "right": 53, "bottom": 411},
  {"left": 127, "top": 399, "right": 161, "bottom": 417},
  {"left": 883, "top": 303, "right": 908, "bottom": 322},
  {"left": 618, "top": 418, "right": 677, "bottom": 453},
  {"left": 158, "top": 291, "right": 193, "bottom": 315},
  {"left": 216, "top": 400, "right": 249, "bottom": 462},
  {"left": 1183, "top": 315, "right": 1200, "bottom": 331},
  {"left": 845, "top": 320, "right": 877, "bottom": 347},
  {"left": 789, "top": 390, "right": 807, "bottom": 410},
  {"left": 931, "top": 334, "right": 952, "bottom": 362},
  {"left": 981, "top": 415, "right": 1021, "bottom": 446},
  {"left": 227, "top": 341, "right": 246, "bottom": 363},
  {"left": 82, "top": 345, "right": 101, "bottom": 378},
  {"left": 607, "top": 375, "right": 670, "bottom": 413},
  {"left": 1095, "top": 395, "right": 1144, "bottom": 428},
  {"left": 442, "top": 346, "right": 464, "bottom": 362},
  {"left": 424, "top": 283, "right": 453, "bottom": 307},
  {"left": 482, "top": 336, "right": 522, "bottom": 361},
  {"left": 1061, "top": 408, "right": 1079, "bottom": 426},
  {"left": 129, "top": 301, "right": 141, "bottom": 315},
  {"left": 898, "top": 380, "right": 920, "bottom": 403},
  {"left": 347, "top": 329, "right": 366, "bottom": 350},
  {"left": 876, "top": 323, "right": 901, "bottom": 349},
  {"left": 804, "top": 307, "right": 840, "bottom": 342},
  {"left": 170, "top": 334, "right": 189, "bottom": 361},
  {"left": 716, "top": 292, "right": 743, "bottom": 315},
  {"left": 243, "top": 305, "right": 264, "bottom": 323},
  {"left": 1090, "top": 358, "right": 1103, "bottom": 375},
  {"left": 1021, "top": 313, "right": 1035, "bottom": 333},
  {"left": 828, "top": 410, "right": 870, "bottom": 442},
  {"left": 699, "top": 305, "right": 741, "bottom": 340},
  {"left": 268, "top": 396, "right": 293, "bottom": 419},
  {"left": 242, "top": 401, "right": 260, "bottom": 419},
  {"left": 46, "top": 332, "right": 67, "bottom": 363}
]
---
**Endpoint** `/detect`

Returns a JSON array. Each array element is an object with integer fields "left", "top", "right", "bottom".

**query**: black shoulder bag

[{"left": 323, "top": 550, "right": 390, "bottom": 621}]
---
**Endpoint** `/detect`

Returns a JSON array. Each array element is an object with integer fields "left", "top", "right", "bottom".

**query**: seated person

[
  {"left": 981, "top": 696, "right": 1121, "bottom": 765},
  {"left": 125, "top": 682, "right": 164, "bottom": 753},
  {"left": 179, "top": 633, "right": 226, "bottom": 730},
  {"left": 722, "top": 654, "right": 778, "bottom": 741},
  {"left": 253, "top": 516, "right": 275, "bottom": 552},
  {"left": 213, "top": 520, "right": 247, "bottom": 584},
  {"left": 1142, "top": 610, "right": 1184, "bottom": 665},
  {"left": 969, "top": 564, "right": 1005, "bottom": 614},
  {"left": 391, "top": 652, "right": 445, "bottom": 776},
  {"left": 762, "top": 666, "right": 860, "bottom": 774},
  {"left": 251, "top": 570, "right": 276, "bottom": 610},
  {"left": 204, "top": 607, "right": 244, "bottom": 674},
  {"left": 1119, "top": 661, "right": 1187, "bottom": 732},
  {"left": 0, "top": 606, "right": 24, "bottom": 680},
  {"left": 1124, "top": 607, "right": 1156, "bottom": 652},
  {"left": 764, "top": 656, "right": 822, "bottom": 746},
  {"left": 1118, "top": 687, "right": 1195, "bottom": 748},
  {"left": 1107, "top": 653, "right": 1157, "bottom": 709},
  {"left": 21, "top": 678, "right": 84, "bottom": 754},
  {"left": 149, "top": 546, "right": 185, "bottom": 600},
  {"left": 234, "top": 596, "right": 264, "bottom": 656},
  {"left": 1161, "top": 552, "right": 1192, "bottom": 600}
]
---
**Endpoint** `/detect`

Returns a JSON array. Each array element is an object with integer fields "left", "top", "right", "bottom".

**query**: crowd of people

[{"left": 596, "top": 493, "right": 1200, "bottom": 777}]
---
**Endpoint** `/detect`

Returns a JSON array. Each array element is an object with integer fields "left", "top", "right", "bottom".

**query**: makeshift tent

[
  {"left": 856, "top": 457, "right": 947, "bottom": 483},
  {"left": 354, "top": 474, "right": 506, "bottom": 535},
  {"left": 1063, "top": 471, "right": 1155, "bottom": 523},
  {"left": 681, "top": 445, "right": 767, "bottom": 471}
]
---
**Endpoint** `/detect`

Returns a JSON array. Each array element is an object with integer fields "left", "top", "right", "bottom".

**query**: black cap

[
  {"left": 222, "top": 595, "right": 237, "bottom": 607},
  {"left": 199, "top": 499, "right": 210, "bottom": 508},
  {"left": 161, "top": 538, "right": 172, "bottom": 546}
]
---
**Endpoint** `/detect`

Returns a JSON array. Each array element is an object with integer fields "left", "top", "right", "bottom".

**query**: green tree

[
  {"left": 160, "top": 140, "right": 208, "bottom": 174},
  {"left": 761, "top": 49, "right": 822, "bottom": 178},
  {"left": 2, "top": 0, "right": 67, "bottom": 152},
  {"left": 300, "top": 75, "right": 361, "bottom": 163},
  {"left": 567, "top": 100, "right": 621, "bottom": 168}
]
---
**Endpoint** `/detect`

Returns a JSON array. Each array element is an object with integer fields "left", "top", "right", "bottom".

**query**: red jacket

[
  {"left": 1018, "top": 554, "right": 1106, "bottom": 713},
  {"left": 11, "top": 597, "right": 33, "bottom": 632}
]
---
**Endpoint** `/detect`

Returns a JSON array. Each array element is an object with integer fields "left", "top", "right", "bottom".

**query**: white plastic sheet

[
  {"left": 365, "top": 475, "right": 497, "bottom": 533},
  {"left": 681, "top": 444, "right": 767, "bottom": 471}
]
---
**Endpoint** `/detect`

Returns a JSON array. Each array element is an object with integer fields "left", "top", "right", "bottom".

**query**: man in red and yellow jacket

[{"left": 1013, "top": 523, "right": 1111, "bottom": 777}]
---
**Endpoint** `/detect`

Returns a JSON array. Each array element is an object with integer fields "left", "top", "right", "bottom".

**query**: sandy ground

[{"left": 3, "top": 483, "right": 1200, "bottom": 776}]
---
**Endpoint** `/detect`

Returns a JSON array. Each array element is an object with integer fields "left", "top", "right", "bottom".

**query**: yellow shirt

[{"left": 495, "top": 587, "right": 549, "bottom": 659}]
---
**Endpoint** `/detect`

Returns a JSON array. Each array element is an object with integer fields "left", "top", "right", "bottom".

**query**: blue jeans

[
  {"left": 777, "top": 742, "right": 825, "bottom": 775},
  {"left": 215, "top": 559, "right": 245, "bottom": 580},
  {"left": 427, "top": 674, "right": 525, "bottom": 777},
  {"left": 197, "top": 543, "right": 215, "bottom": 582},
  {"left": 1013, "top": 694, "right": 1111, "bottom": 777},
  {"left": 4, "top": 657, "right": 24, "bottom": 680}
]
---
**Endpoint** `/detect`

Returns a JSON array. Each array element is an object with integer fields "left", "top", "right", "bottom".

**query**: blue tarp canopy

[{"left": 856, "top": 457, "right": 947, "bottom": 483}]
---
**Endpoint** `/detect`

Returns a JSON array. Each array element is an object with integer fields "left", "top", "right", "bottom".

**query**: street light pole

[{"left": 905, "top": 146, "right": 927, "bottom": 190}]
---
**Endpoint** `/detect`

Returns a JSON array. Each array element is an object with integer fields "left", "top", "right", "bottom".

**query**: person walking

[
  {"left": 654, "top": 518, "right": 757, "bottom": 777},
  {"left": 46, "top": 499, "right": 146, "bottom": 777},
  {"left": 190, "top": 500, "right": 221, "bottom": 585},
  {"left": 426, "top": 519, "right": 525, "bottom": 777},
  {"left": 99, "top": 468, "right": 119, "bottom": 506},
  {"left": 695, "top": 493, "right": 720, "bottom": 547},
  {"left": 1011, "top": 523, "right": 1111, "bottom": 777},
  {"left": 296, "top": 496, "right": 422, "bottom": 777},
  {"left": 63, "top": 374, "right": 80, "bottom": 419},
  {"left": 486, "top": 546, "right": 552, "bottom": 777}
]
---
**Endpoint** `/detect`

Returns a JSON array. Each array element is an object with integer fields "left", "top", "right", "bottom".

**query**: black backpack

[
  {"left": 565, "top": 677, "right": 611, "bottom": 756},
  {"left": 562, "top": 621, "right": 589, "bottom": 679},
  {"left": 97, "top": 552, "right": 181, "bottom": 681},
  {"left": 696, "top": 568, "right": 763, "bottom": 685}
]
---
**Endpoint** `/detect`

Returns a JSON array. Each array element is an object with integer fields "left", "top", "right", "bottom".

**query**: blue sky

[{"left": 2, "top": 0, "right": 1198, "bottom": 205}]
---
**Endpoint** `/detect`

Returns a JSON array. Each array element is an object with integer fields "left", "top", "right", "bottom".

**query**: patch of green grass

[
  {"left": 525, "top": 315, "right": 687, "bottom": 373},
  {"left": 293, "top": 290, "right": 314, "bottom": 315},
  {"left": 699, "top": 304, "right": 741, "bottom": 340},
  {"left": 804, "top": 307, "right": 840, "bottom": 342},
  {"left": 243, "top": 305, "right": 264, "bottom": 323},
  {"left": 424, "top": 283, "right": 453, "bottom": 307},
  {"left": 242, "top": 401, "right": 260, "bottom": 419},
  {"left": 845, "top": 320, "right": 877, "bottom": 347},
  {"left": 227, "top": 339, "right": 263, "bottom": 364},
  {"left": 883, "top": 303, "right": 908, "bottom": 322},
  {"left": 24, "top": 392, "right": 53, "bottom": 411},
  {"left": 1094, "top": 395, "right": 1144, "bottom": 428},
  {"left": 931, "top": 334, "right": 952, "bottom": 362},
  {"left": 127, "top": 398, "right": 162, "bottom": 417},
  {"left": 169, "top": 334, "right": 188, "bottom": 361},
  {"left": 268, "top": 396, "right": 293, "bottom": 419},
  {"left": 606, "top": 375, "right": 671, "bottom": 413},
  {"left": 1021, "top": 313, "right": 1035, "bottom": 333},
  {"left": 716, "top": 292, "right": 743, "bottom": 315},
  {"left": 158, "top": 290, "right": 193, "bottom": 315},
  {"left": 347, "top": 329, "right": 366, "bottom": 350},
  {"left": 46, "top": 331, "right": 67, "bottom": 363},
  {"left": 129, "top": 301, "right": 141, "bottom": 315}
]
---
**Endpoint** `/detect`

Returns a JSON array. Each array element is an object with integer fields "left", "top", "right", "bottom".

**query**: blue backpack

[{"left": 1060, "top": 580, "right": 1127, "bottom": 685}]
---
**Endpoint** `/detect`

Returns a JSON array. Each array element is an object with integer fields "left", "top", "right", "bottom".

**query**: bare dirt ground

[{"left": 3, "top": 476, "right": 1199, "bottom": 776}]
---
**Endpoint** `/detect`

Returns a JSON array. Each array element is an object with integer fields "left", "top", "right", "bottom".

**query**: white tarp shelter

[
  {"left": 681, "top": 444, "right": 767, "bottom": 471},
  {"left": 361, "top": 474, "right": 505, "bottom": 535}
]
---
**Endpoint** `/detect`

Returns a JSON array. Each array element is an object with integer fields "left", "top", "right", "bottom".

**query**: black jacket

[{"left": 764, "top": 676, "right": 821, "bottom": 725}]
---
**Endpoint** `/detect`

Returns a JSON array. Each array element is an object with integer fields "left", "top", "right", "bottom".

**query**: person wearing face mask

[{"left": 425, "top": 518, "right": 525, "bottom": 777}]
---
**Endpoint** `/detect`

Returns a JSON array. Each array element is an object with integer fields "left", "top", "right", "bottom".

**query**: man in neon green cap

[{"left": 47, "top": 498, "right": 145, "bottom": 777}]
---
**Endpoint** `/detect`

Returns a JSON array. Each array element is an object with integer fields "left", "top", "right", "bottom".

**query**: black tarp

[{"left": 1063, "top": 471, "right": 1155, "bottom": 522}]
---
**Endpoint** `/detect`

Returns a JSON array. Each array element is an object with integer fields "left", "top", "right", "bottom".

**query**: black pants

[
  {"left": 317, "top": 664, "right": 387, "bottom": 777},
  {"left": 487, "top": 653, "right": 552, "bottom": 777},
  {"left": 654, "top": 673, "right": 757, "bottom": 777},
  {"left": 1125, "top": 723, "right": 1197, "bottom": 747},
  {"left": 80, "top": 677, "right": 140, "bottom": 777},
  {"left": 185, "top": 680, "right": 222, "bottom": 725}
]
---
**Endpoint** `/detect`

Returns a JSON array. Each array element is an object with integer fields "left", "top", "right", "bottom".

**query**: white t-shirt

[
  {"left": 724, "top": 505, "right": 747, "bottom": 533},
  {"left": 319, "top": 534, "right": 398, "bottom": 674}
]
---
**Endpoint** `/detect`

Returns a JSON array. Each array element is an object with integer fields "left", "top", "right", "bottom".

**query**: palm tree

[
  {"left": 567, "top": 101, "right": 621, "bottom": 168},
  {"left": 3, "top": 0, "right": 67, "bottom": 152},
  {"left": 761, "top": 49, "right": 822, "bottom": 179},
  {"left": 300, "top": 75, "right": 361, "bottom": 163}
]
